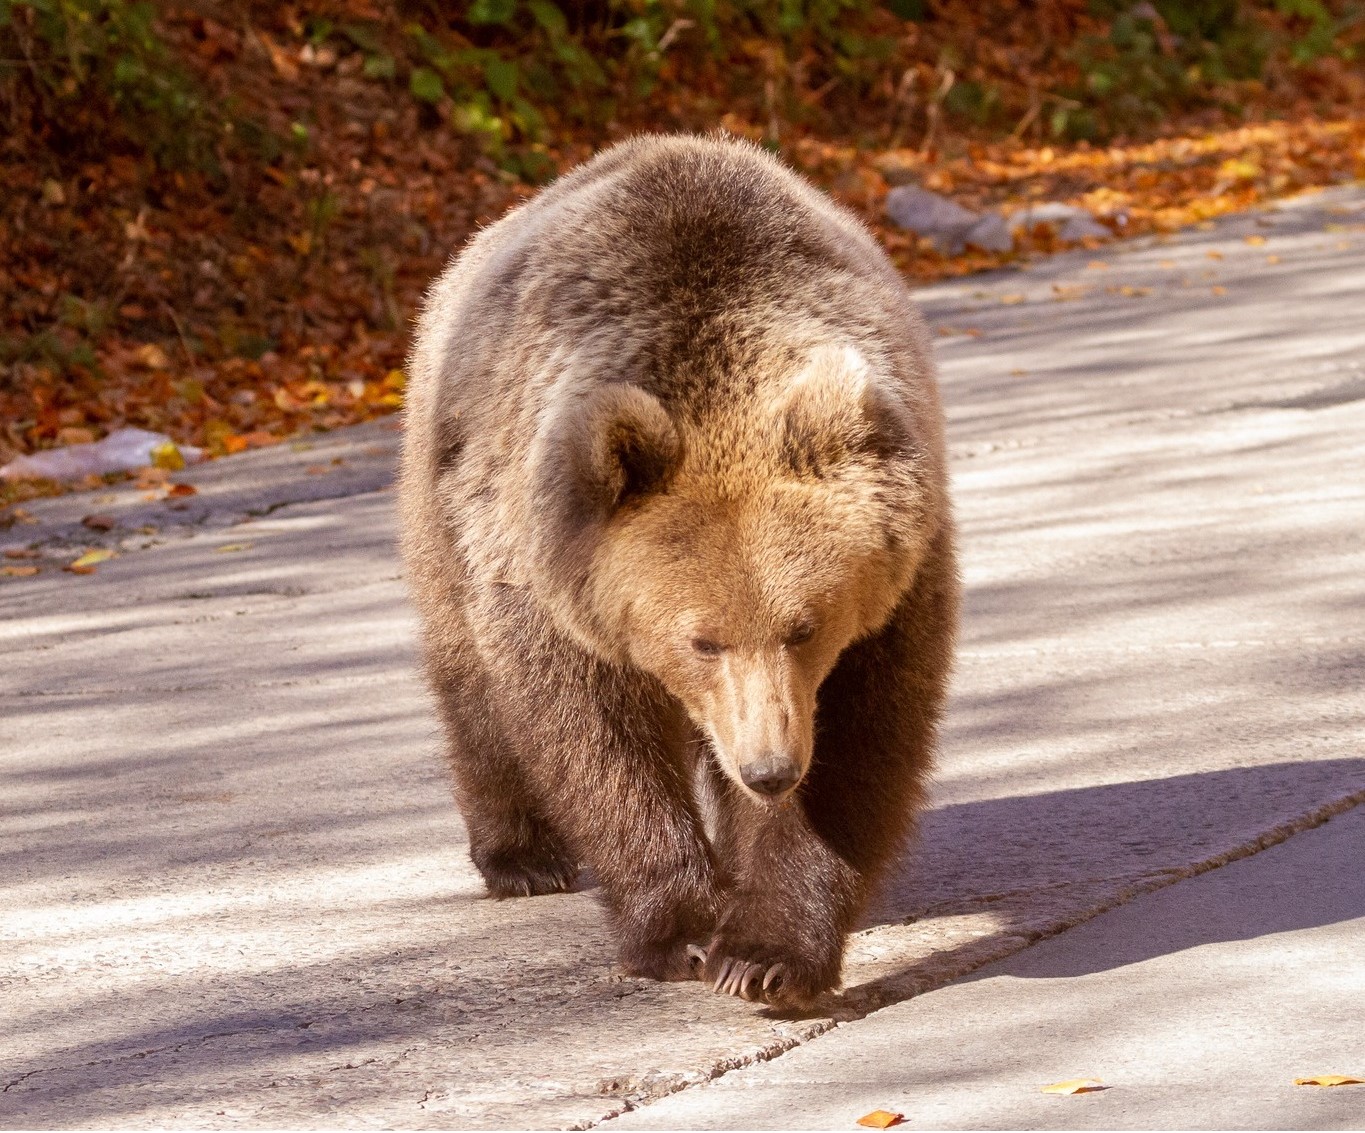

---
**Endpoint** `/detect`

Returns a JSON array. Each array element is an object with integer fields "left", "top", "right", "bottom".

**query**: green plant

[{"left": 0, "top": 0, "right": 233, "bottom": 169}]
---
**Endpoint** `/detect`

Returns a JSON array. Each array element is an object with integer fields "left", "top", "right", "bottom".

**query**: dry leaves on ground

[
  {"left": 1294, "top": 1075, "right": 1364, "bottom": 1087},
  {"left": 1041, "top": 1077, "right": 1108, "bottom": 1095}
]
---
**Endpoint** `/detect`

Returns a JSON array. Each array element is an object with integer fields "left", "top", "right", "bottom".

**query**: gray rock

[
  {"left": 1059, "top": 213, "right": 1112, "bottom": 241},
  {"left": 885, "top": 185, "right": 980, "bottom": 253},
  {"left": 1015, "top": 201, "right": 1092, "bottom": 224},
  {"left": 1011, "top": 201, "right": 1111, "bottom": 243},
  {"left": 962, "top": 212, "right": 1014, "bottom": 253}
]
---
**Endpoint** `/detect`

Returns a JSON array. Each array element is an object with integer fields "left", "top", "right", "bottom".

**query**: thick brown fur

[{"left": 399, "top": 134, "right": 959, "bottom": 1008}]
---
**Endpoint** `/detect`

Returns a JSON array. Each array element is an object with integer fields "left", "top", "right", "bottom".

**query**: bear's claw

[{"left": 694, "top": 946, "right": 788, "bottom": 1004}]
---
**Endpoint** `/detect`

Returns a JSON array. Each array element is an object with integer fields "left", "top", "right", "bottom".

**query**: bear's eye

[
  {"left": 691, "top": 637, "right": 724, "bottom": 658},
  {"left": 786, "top": 621, "right": 816, "bottom": 646}
]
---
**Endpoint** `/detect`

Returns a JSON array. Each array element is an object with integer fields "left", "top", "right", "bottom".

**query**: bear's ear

[
  {"left": 552, "top": 383, "right": 679, "bottom": 514},
  {"left": 776, "top": 344, "right": 914, "bottom": 476},
  {"left": 530, "top": 383, "right": 679, "bottom": 550},
  {"left": 528, "top": 384, "right": 679, "bottom": 651}
]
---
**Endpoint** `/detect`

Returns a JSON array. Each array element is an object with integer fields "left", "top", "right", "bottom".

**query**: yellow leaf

[
  {"left": 1000, "top": 293, "right": 1026, "bottom": 304},
  {"left": 1294, "top": 1075, "right": 1363, "bottom": 1087},
  {"left": 215, "top": 542, "right": 253, "bottom": 554},
  {"left": 1244, "top": 234, "right": 1267, "bottom": 246},
  {"left": 150, "top": 441, "right": 186, "bottom": 471},
  {"left": 856, "top": 1111, "right": 904, "bottom": 1128},
  {"left": 1041, "top": 1078, "right": 1106, "bottom": 1095},
  {"left": 135, "top": 343, "right": 171, "bottom": 370},
  {"left": 70, "top": 549, "right": 115, "bottom": 569}
]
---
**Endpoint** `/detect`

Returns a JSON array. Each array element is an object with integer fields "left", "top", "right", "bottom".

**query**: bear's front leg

[
  {"left": 698, "top": 801, "right": 860, "bottom": 1008},
  {"left": 503, "top": 655, "right": 727, "bottom": 981},
  {"left": 699, "top": 580, "right": 952, "bottom": 1008}
]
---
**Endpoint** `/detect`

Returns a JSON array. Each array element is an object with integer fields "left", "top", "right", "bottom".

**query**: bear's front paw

[
  {"left": 472, "top": 841, "right": 579, "bottom": 899},
  {"left": 691, "top": 939, "right": 836, "bottom": 1010}
]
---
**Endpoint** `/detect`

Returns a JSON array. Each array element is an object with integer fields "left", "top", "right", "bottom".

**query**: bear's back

[{"left": 407, "top": 135, "right": 925, "bottom": 458}]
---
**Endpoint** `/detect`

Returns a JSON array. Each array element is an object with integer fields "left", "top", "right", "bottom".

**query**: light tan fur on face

[{"left": 581, "top": 347, "right": 930, "bottom": 804}]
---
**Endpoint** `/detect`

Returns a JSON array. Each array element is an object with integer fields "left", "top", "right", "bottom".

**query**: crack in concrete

[
  {"left": 581, "top": 786, "right": 1365, "bottom": 1128},
  {"left": 1, "top": 1026, "right": 285, "bottom": 1096}
]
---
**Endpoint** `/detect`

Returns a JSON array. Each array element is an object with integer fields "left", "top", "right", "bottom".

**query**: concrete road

[
  {"left": 607, "top": 803, "right": 1365, "bottom": 1130},
  {"left": 2, "top": 185, "right": 1363, "bottom": 1129}
]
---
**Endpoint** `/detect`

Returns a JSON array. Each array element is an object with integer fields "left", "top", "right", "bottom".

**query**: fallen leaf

[
  {"left": 3, "top": 548, "right": 39, "bottom": 559},
  {"left": 82, "top": 514, "right": 117, "bottom": 531},
  {"left": 135, "top": 343, "right": 172, "bottom": 370},
  {"left": 1244, "top": 234, "right": 1267, "bottom": 245},
  {"left": 66, "top": 549, "right": 116, "bottom": 574},
  {"left": 1266, "top": 254, "right": 1282, "bottom": 264},
  {"left": 1000, "top": 293, "right": 1026, "bottom": 304},
  {"left": 10, "top": 508, "right": 38, "bottom": 524},
  {"left": 134, "top": 467, "right": 170, "bottom": 489},
  {"left": 3, "top": 565, "right": 40, "bottom": 577},
  {"left": 151, "top": 441, "right": 186, "bottom": 471},
  {"left": 305, "top": 464, "right": 332, "bottom": 475},
  {"left": 856, "top": 1110, "right": 904, "bottom": 1128},
  {"left": 165, "top": 483, "right": 198, "bottom": 498},
  {"left": 1211, "top": 285, "right": 1228, "bottom": 295},
  {"left": 1206, "top": 249, "right": 1225, "bottom": 260},
  {"left": 1294, "top": 1075, "right": 1363, "bottom": 1087},
  {"left": 1086, "top": 260, "right": 1110, "bottom": 271},
  {"left": 215, "top": 542, "right": 253, "bottom": 553},
  {"left": 1041, "top": 1078, "right": 1107, "bottom": 1095}
]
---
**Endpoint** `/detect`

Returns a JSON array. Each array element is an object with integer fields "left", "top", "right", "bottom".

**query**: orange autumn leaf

[
  {"left": 856, "top": 1110, "right": 904, "bottom": 1128},
  {"left": 1041, "top": 1078, "right": 1106, "bottom": 1095},
  {"left": 1294, "top": 1075, "right": 1363, "bottom": 1087},
  {"left": 165, "top": 483, "right": 198, "bottom": 498},
  {"left": 2, "top": 564, "right": 40, "bottom": 577}
]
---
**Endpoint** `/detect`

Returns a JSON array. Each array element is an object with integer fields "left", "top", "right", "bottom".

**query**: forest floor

[{"left": 3, "top": 6, "right": 1365, "bottom": 510}]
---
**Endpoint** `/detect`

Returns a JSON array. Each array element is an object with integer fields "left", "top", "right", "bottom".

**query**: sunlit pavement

[{"left": 2, "top": 185, "right": 1363, "bottom": 1129}]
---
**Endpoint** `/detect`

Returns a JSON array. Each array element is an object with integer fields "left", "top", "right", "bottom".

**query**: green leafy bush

[{"left": 0, "top": 0, "right": 234, "bottom": 169}]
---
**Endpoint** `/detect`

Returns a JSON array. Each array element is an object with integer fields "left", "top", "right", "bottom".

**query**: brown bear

[{"left": 399, "top": 134, "right": 958, "bottom": 1009}]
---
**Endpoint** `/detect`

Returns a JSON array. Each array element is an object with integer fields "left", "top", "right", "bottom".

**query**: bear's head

[{"left": 529, "top": 344, "right": 936, "bottom": 804}]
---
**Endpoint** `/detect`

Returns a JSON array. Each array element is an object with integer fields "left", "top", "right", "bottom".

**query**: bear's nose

[{"left": 740, "top": 755, "right": 800, "bottom": 797}]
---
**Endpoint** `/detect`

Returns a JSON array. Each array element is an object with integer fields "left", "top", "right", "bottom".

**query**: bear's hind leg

[{"left": 430, "top": 658, "right": 580, "bottom": 898}]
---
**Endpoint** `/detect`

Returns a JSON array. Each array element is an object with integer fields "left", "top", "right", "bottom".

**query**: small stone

[
  {"left": 1011, "top": 202, "right": 1110, "bottom": 242},
  {"left": 885, "top": 186, "right": 980, "bottom": 254},
  {"left": 1014, "top": 201, "right": 1092, "bottom": 225},
  {"left": 1059, "top": 214, "right": 1111, "bottom": 241},
  {"left": 963, "top": 213, "right": 1014, "bottom": 253}
]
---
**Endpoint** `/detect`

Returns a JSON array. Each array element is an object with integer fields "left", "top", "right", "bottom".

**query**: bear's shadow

[{"left": 820, "top": 757, "right": 1365, "bottom": 1018}]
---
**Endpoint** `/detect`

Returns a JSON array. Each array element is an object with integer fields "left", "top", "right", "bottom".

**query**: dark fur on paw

[
  {"left": 620, "top": 935, "right": 710, "bottom": 982},
  {"left": 474, "top": 843, "right": 579, "bottom": 898}
]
